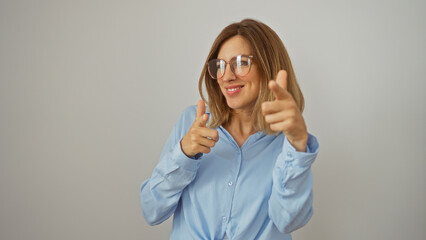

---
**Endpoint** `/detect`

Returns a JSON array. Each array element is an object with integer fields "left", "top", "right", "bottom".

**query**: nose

[{"left": 221, "top": 63, "right": 236, "bottom": 82}]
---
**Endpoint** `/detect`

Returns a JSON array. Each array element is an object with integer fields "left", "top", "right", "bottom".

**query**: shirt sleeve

[
  {"left": 139, "top": 106, "right": 202, "bottom": 226},
  {"left": 268, "top": 133, "right": 319, "bottom": 234}
]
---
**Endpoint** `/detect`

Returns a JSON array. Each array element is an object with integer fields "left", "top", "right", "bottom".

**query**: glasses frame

[{"left": 206, "top": 55, "right": 254, "bottom": 80}]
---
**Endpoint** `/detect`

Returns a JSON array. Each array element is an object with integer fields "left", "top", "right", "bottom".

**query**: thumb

[
  {"left": 195, "top": 100, "right": 208, "bottom": 127},
  {"left": 196, "top": 100, "right": 206, "bottom": 118},
  {"left": 269, "top": 80, "right": 287, "bottom": 100},
  {"left": 276, "top": 70, "right": 288, "bottom": 91},
  {"left": 197, "top": 113, "right": 209, "bottom": 127},
  {"left": 269, "top": 70, "right": 290, "bottom": 100}
]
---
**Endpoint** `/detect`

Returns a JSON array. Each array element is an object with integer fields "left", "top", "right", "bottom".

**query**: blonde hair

[{"left": 198, "top": 19, "right": 304, "bottom": 134}]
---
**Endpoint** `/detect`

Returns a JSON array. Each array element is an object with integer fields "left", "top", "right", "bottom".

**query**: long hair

[{"left": 198, "top": 18, "right": 304, "bottom": 134}]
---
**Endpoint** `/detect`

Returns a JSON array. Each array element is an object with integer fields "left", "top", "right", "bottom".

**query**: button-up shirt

[{"left": 140, "top": 105, "right": 319, "bottom": 240}]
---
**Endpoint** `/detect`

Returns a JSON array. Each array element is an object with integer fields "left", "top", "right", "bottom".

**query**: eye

[{"left": 240, "top": 60, "right": 249, "bottom": 66}]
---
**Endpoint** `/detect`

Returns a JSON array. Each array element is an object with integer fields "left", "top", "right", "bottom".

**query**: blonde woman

[{"left": 140, "top": 19, "right": 319, "bottom": 240}]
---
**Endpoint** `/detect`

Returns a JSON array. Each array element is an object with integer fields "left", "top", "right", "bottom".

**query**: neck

[{"left": 225, "top": 108, "right": 258, "bottom": 137}]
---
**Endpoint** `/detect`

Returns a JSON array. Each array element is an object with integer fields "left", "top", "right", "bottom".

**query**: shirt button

[
  {"left": 228, "top": 181, "right": 233, "bottom": 186},
  {"left": 287, "top": 151, "right": 293, "bottom": 158},
  {"left": 222, "top": 217, "right": 227, "bottom": 222}
]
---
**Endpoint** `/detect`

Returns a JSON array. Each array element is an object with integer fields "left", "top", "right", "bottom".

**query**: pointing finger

[{"left": 197, "top": 128, "right": 219, "bottom": 142}]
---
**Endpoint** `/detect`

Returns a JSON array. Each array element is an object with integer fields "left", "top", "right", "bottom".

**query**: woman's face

[{"left": 216, "top": 35, "right": 261, "bottom": 113}]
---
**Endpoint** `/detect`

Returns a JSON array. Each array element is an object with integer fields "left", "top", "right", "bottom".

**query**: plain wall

[{"left": 1, "top": 0, "right": 425, "bottom": 239}]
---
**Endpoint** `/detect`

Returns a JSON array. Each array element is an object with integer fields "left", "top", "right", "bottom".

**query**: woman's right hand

[{"left": 180, "top": 100, "right": 219, "bottom": 158}]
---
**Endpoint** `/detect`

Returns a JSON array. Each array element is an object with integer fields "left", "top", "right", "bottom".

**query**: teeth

[{"left": 227, "top": 87, "right": 242, "bottom": 92}]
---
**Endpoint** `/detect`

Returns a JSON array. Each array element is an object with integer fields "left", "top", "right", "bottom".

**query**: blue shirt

[{"left": 140, "top": 105, "right": 319, "bottom": 240}]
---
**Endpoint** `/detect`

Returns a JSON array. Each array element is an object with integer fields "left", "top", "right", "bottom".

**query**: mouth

[{"left": 224, "top": 85, "right": 244, "bottom": 96}]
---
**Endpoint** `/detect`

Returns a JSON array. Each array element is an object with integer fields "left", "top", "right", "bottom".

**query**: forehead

[{"left": 217, "top": 35, "right": 252, "bottom": 60}]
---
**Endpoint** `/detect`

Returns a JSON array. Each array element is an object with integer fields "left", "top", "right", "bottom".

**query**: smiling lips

[{"left": 224, "top": 85, "right": 244, "bottom": 96}]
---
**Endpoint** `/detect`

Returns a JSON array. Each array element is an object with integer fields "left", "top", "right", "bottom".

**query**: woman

[{"left": 140, "top": 19, "right": 319, "bottom": 240}]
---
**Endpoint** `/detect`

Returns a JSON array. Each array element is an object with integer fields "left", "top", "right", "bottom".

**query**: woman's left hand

[{"left": 262, "top": 70, "right": 308, "bottom": 152}]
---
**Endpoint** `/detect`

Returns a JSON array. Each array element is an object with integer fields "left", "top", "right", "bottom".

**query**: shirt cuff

[
  {"left": 171, "top": 141, "right": 203, "bottom": 172},
  {"left": 281, "top": 133, "right": 319, "bottom": 167}
]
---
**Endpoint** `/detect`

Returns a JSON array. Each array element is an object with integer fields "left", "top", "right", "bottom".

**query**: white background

[{"left": 1, "top": 0, "right": 425, "bottom": 239}]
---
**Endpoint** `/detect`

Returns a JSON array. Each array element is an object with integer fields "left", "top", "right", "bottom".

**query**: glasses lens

[
  {"left": 207, "top": 56, "right": 252, "bottom": 79},
  {"left": 207, "top": 59, "right": 225, "bottom": 79},
  {"left": 231, "top": 55, "right": 251, "bottom": 77}
]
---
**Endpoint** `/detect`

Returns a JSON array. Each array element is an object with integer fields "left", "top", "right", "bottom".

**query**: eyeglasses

[{"left": 206, "top": 55, "right": 253, "bottom": 79}]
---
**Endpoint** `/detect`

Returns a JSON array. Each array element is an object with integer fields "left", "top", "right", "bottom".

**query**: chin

[
  {"left": 225, "top": 102, "right": 238, "bottom": 110},
  {"left": 225, "top": 99, "right": 250, "bottom": 111}
]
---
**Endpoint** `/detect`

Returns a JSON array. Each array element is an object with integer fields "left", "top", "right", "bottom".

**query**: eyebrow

[{"left": 216, "top": 54, "right": 253, "bottom": 60}]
